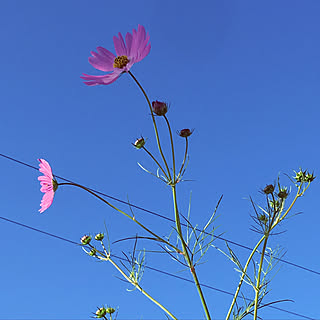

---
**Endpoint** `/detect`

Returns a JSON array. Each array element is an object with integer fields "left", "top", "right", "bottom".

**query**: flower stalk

[
  {"left": 129, "top": 71, "right": 172, "bottom": 182},
  {"left": 172, "top": 185, "right": 211, "bottom": 320}
]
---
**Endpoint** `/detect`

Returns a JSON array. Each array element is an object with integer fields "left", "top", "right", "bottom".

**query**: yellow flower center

[{"left": 113, "top": 55, "right": 130, "bottom": 69}]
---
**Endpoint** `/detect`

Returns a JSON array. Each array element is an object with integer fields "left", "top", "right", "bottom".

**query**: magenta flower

[
  {"left": 81, "top": 25, "right": 151, "bottom": 86},
  {"left": 38, "top": 159, "right": 58, "bottom": 213}
]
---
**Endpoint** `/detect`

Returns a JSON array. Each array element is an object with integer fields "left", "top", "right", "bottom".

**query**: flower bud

[
  {"left": 178, "top": 128, "right": 193, "bottom": 138},
  {"left": 106, "top": 307, "right": 116, "bottom": 314},
  {"left": 278, "top": 188, "right": 289, "bottom": 199},
  {"left": 258, "top": 214, "right": 268, "bottom": 223},
  {"left": 81, "top": 235, "right": 92, "bottom": 245},
  {"left": 95, "top": 307, "right": 107, "bottom": 318},
  {"left": 89, "top": 248, "right": 97, "bottom": 256},
  {"left": 263, "top": 184, "right": 274, "bottom": 195},
  {"left": 152, "top": 100, "right": 168, "bottom": 116},
  {"left": 305, "top": 172, "right": 316, "bottom": 183},
  {"left": 133, "top": 137, "right": 145, "bottom": 149},
  {"left": 95, "top": 233, "right": 104, "bottom": 241}
]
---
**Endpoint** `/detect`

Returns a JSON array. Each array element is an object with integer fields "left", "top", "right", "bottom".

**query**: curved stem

[
  {"left": 58, "top": 182, "right": 178, "bottom": 252},
  {"left": 142, "top": 146, "right": 170, "bottom": 182},
  {"left": 128, "top": 71, "right": 172, "bottom": 181},
  {"left": 101, "top": 253, "right": 177, "bottom": 320},
  {"left": 171, "top": 185, "right": 211, "bottom": 320},
  {"left": 164, "top": 115, "right": 176, "bottom": 183},
  {"left": 225, "top": 234, "right": 266, "bottom": 320},
  {"left": 177, "top": 137, "right": 189, "bottom": 180}
]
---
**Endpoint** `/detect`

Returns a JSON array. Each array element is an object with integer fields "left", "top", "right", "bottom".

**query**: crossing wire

[
  {"left": 0, "top": 152, "right": 319, "bottom": 278},
  {"left": 0, "top": 215, "right": 316, "bottom": 320}
]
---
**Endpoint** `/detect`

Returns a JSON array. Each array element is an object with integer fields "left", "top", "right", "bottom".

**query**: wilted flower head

[
  {"left": 178, "top": 128, "right": 193, "bottom": 138},
  {"left": 133, "top": 137, "right": 146, "bottom": 149},
  {"left": 81, "top": 25, "right": 151, "bottom": 86},
  {"left": 152, "top": 100, "right": 168, "bottom": 116},
  {"left": 38, "top": 159, "right": 58, "bottom": 213}
]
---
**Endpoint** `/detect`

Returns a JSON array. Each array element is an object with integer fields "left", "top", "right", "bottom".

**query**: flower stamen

[{"left": 113, "top": 55, "right": 130, "bottom": 69}]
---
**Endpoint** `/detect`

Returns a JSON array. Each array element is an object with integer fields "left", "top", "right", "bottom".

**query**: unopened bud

[
  {"left": 106, "top": 307, "right": 116, "bottom": 314},
  {"left": 278, "top": 188, "right": 289, "bottom": 199},
  {"left": 133, "top": 137, "right": 145, "bottom": 149},
  {"left": 152, "top": 100, "right": 168, "bottom": 116},
  {"left": 81, "top": 235, "right": 92, "bottom": 245},
  {"left": 178, "top": 128, "right": 193, "bottom": 138},
  {"left": 95, "top": 233, "right": 104, "bottom": 241},
  {"left": 263, "top": 184, "right": 274, "bottom": 195},
  {"left": 95, "top": 307, "right": 107, "bottom": 318}
]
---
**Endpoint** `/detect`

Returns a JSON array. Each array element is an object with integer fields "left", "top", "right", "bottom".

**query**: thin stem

[
  {"left": 103, "top": 254, "right": 178, "bottom": 320},
  {"left": 253, "top": 234, "right": 269, "bottom": 320},
  {"left": 142, "top": 146, "right": 170, "bottom": 181},
  {"left": 225, "top": 183, "right": 306, "bottom": 320},
  {"left": 177, "top": 137, "right": 189, "bottom": 180},
  {"left": 171, "top": 185, "right": 211, "bottom": 320},
  {"left": 58, "top": 182, "right": 178, "bottom": 252},
  {"left": 128, "top": 71, "right": 172, "bottom": 181},
  {"left": 164, "top": 115, "right": 176, "bottom": 183},
  {"left": 225, "top": 234, "right": 266, "bottom": 320}
]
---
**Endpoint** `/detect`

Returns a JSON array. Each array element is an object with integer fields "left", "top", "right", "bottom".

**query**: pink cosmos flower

[
  {"left": 38, "top": 159, "right": 58, "bottom": 213},
  {"left": 81, "top": 25, "right": 151, "bottom": 86}
]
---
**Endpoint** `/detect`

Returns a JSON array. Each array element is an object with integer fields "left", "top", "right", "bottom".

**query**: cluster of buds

[
  {"left": 95, "top": 306, "right": 116, "bottom": 318},
  {"left": 294, "top": 169, "right": 316, "bottom": 183}
]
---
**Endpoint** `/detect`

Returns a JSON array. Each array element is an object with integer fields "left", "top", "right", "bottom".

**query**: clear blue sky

[{"left": 1, "top": 1, "right": 319, "bottom": 319}]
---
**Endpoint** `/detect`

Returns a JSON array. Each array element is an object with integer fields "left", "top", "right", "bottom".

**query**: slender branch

[
  {"left": 164, "top": 115, "right": 176, "bottom": 183},
  {"left": 58, "top": 182, "right": 178, "bottom": 252},
  {"left": 100, "top": 253, "right": 178, "bottom": 320},
  {"left": 142, "top": 146, "right": 170, "bottom": 181},
  {"left": 128, "top": 71, "right": 172, "bottom": 181},
  {"left": 225, "top": 183, "right": 306, "bottom": 320},
  {"left": 177, "top": 137, "right": 189, "bottom": 180},
  {"left": 225, "top": 234, "right": 266, "bottom": 320}
]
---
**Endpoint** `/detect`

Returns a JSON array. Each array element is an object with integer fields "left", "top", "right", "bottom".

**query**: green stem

[
  {"left": 164, "top": 115, "right": 176, "bottom": 183},
  {"left": 177, "top": 137, "right": 189, "bottom": 180},
  {"left": 253, "top": 233, "right": 269, "bottom": 320},
  {"left": 225, "top": 183, "right": 305, "bottom": 320},
  {"left": 104, "top": 254, "right": 178, "bottom": 320},
  {"left": 142, "top": 146, "right": 170, "bottom": 182},
  {"left": 225, "top": 234, "right": 266, "bottom": 320},
  {"left": 58, "top": 182, "right": 178, "bottom": 252},
  {"left": 128, "top": 71, "right": 172, "bottom": 181},
  {"left": 171, "top": 185, "right": 211, "bottom": 320}
]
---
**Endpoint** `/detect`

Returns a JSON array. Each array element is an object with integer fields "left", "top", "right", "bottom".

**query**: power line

[
  {"left": 1, "top": 152, "right": 319, "bottom": 278},
  {"left": 0, "top": 215, "right": 317, "bottom": 320}
]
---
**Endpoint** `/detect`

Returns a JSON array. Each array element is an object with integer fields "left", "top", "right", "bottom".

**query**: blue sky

[{"left": 1, "top": 0, "right": 319, "bottom": 319}]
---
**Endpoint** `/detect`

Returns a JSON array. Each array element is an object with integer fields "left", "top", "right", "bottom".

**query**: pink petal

[
  {"left": 38, "top": 159, "right": 53, "bottom": 178},
  {"left": 39, "top": 190, "right": 54, "bottom": 213},
  {"left": 113, "top": 32, "right": 127, "bottom": 56},
  {"left": 88, "top": 48, "right": 115, "bottom": 72},
  {"left": 81, "top": 71, "right": 121, "bottom": 86},
  {"left": 125, "top": 32, "right": 133, "bottom": 57}
]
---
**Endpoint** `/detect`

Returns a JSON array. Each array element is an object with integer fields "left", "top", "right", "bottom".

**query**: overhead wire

[
  {"left": 0, "top": 215, "right": 316, "bottom": 320},
  {"left": 0, "top": 152, "right": 319, "bottom": 277}
]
